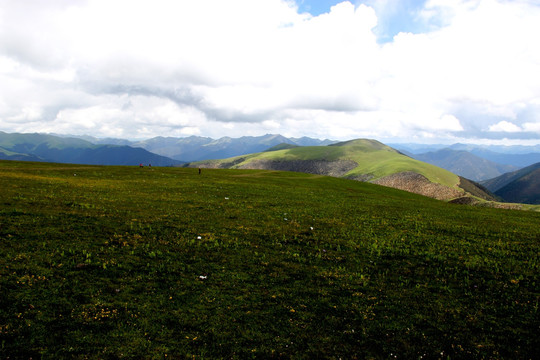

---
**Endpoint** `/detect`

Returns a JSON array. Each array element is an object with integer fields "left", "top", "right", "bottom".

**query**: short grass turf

[{"left": 0, "top": 160, "right": 539, "bottom": 359}]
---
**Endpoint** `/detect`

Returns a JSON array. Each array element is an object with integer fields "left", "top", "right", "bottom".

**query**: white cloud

[
  {"left": 523, "top": 122, "right": 540, "bottom": 133},
  {"left": 488, "top": 120, "right": 522, "bottom": 133},
  {"left": 0, "top": 0, "right": 539, "bottom": 143}
]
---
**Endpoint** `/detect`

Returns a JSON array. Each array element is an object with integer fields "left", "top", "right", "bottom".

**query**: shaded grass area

[{"left": 0, "top": 161, "right": 539, "bottom": 359}]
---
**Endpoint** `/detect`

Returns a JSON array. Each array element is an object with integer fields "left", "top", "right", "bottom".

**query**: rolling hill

[
  {"left": 188, "top": 138, "right": 497, "bottom": 202},
  {"left": 481, "top": 162, "right": 540, "bottom": 204},
  {"left": 0, "top": 131, "right": 181, "bottom": 166}
]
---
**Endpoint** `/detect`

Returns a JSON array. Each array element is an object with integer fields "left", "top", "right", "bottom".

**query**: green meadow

[{"left": 0, "top": 161, "right": 538, "bottom": 359}]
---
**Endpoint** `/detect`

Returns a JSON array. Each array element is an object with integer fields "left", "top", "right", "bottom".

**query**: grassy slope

[
  {"left": 1, "top": 161, "right": 539, "bottom": 359},
  {"left": 197, "top": 139, "right": 460, "bottom": 188}
]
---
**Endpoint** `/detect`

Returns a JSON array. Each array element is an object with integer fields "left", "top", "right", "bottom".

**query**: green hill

[
  {"left": 0, "top": 161, "right": 538, "bottom": 358},
  {"left": 189, "top": 139, "right": 495, "bottom": 202}
]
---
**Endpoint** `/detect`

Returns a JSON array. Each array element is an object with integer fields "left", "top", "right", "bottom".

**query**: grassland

[{"left": 0, "top": 160, "right": 539, "bottom": 359}]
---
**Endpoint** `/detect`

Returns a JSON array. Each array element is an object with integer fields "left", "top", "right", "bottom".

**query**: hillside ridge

[{"left": 188, "top": 138, "right": 498, "bottom": 203}]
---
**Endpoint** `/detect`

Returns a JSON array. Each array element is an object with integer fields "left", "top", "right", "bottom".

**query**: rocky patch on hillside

[
  {"left": 237, "top": 159, "right": 358, "bottom": 177},
  {"left": 373, "top": 171, "right": 463, "bottom": 200}
]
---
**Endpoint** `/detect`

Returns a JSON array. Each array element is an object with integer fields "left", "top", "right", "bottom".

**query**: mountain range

[
  {"left": 0, "top": 131, "right": 181, "bottom": 166},
  {"left": 79, "top": 133, "right": 335, "bottom": 161}
]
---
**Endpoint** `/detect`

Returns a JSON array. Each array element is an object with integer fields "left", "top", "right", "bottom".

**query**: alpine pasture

[{"left": 0, "top": 161, "right": 538, "bottom": 358}]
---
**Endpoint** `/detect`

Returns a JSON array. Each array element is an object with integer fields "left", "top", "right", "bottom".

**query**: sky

[{"left": 1, "top": 0, "right": 540, "bottom": 144}]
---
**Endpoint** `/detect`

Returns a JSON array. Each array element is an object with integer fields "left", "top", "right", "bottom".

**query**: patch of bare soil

[
  {"left": 373, "top": 171, "right": 463, "bottom": 200},
  {"left": 237, "top": 160, "right": 359, "bottom": 177}
]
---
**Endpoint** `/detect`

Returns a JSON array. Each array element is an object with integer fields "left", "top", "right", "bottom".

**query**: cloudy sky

[{"left": 1, "top": 0, "right": 539, "bottom": 144}]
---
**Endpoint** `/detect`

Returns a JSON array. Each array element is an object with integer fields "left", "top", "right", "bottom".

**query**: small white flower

[
  {"left": 310, "top": 227, "right": 314, "bottom": 230},
  {"left": 197, "top": 236, "right": 202, "bottom": 240},
  {"left": 199, "top": 275, "right": 207, "bottom": 280},
  {"left": 224, "top": 197, "right": 229, "bottom": 200}
]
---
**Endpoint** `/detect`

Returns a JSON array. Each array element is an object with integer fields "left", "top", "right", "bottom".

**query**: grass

[{"left": 0, "top": 160, "right": 539, "bottom": 359}]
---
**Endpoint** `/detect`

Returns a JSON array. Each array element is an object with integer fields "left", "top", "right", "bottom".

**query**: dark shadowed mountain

[
  {"left": 0, "top": 132, "right": 181, "bottom": 166},
  {"left": 480, "top": 163, "right": 540, "bottom": 205},
  {"left": 411, "top": 148, "right": 518, "bottom": 181},
  {"left": 481, "top": 162, "right": 540, "bottom": 202}
]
